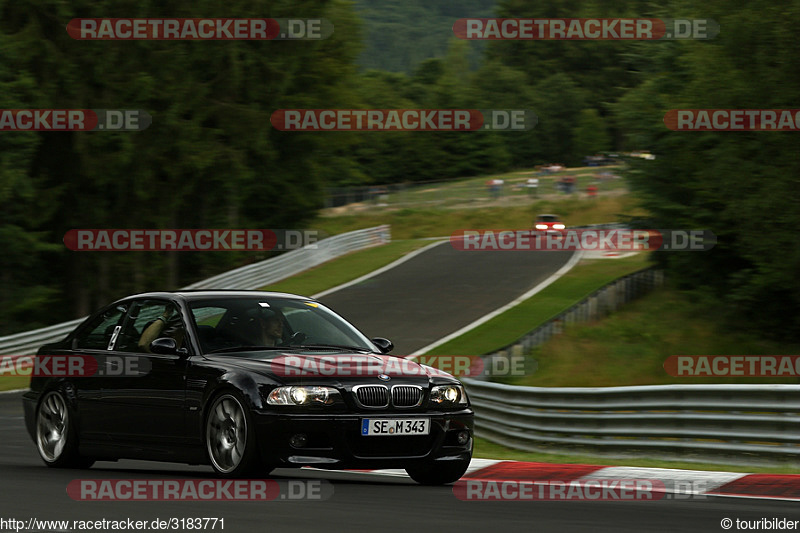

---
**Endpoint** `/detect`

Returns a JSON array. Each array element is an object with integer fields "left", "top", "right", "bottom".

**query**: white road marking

[
  {"left": 312, "top": 239, "right": 447, "bottom": 299},
  {"left": 410, "top": 251, "right": 584, "bottom": 357}
]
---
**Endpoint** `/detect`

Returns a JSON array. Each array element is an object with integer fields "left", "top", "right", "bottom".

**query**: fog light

[
  {"left": 290, "top": 433, "right": 308, "bottom": 448},
  {"left": 456, "top": 431, "right": 470, "bottom": 445}
]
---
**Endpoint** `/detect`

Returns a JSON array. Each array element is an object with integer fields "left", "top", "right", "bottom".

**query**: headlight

[
  {"left": 267, "top": 386, "right": 338, "bottom": 406},
  {"left": 430, "top": 385, "right": 468, "bottom": 406},
  {"left": 553, "top": 223, "right": 565, "bottom": 230},
  {"left": 535, "top": 224, "right": 548, "bottom": 230}
]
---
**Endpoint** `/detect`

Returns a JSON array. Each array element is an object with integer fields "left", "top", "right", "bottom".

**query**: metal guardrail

[
  {"left": 464, "top": 265, "right": 800, "bottom": 463},
  {"left": 463, "top": 380, "right": 800, "bottom": 461},
  {"left": 0, "top": 225, "right": 391, "bottom": 356}
]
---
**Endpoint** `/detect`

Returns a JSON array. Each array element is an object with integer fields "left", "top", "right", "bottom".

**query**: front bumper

[{"left": 252, "top": 408, "right": 474, "bottom": 469}]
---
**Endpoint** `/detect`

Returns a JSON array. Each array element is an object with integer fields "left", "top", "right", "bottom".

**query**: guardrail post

[
  {"left": 511, "top": 344, "right": 524, "bottom": 359},
  {"left": 611, "top": 283, "right": 620, "bottom": 311},
  {"left": 598, "top": 287, "right": 607, "bottom": 316},
  {"left": 521, "top": 337, "right": 531, "bottom": 352}
]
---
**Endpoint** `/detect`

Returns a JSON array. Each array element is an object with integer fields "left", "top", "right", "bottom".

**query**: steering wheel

[{"left": 285, "top": 331, "right": 307, "bottom": 346}]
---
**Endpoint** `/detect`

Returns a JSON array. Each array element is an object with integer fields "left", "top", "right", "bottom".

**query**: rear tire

[
  {"left": 35, "top": 389, "right": 94, "bottom": 469},
  {"left": 406, "top": 458, "right": 470, "bottom": 485},
  {"left": 205, "top": 391, "right": 270, "bottom": 478}
]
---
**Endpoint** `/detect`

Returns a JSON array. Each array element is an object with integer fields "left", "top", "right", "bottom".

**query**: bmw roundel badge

[{"left": 378, "top": 374, "right": 391, "bottom": 381}]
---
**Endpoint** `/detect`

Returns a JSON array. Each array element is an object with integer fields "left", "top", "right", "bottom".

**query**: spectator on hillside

[
  {"left": 526, "top": 177, "right": 539, "bottom": 197},
  {"left": 566, "top": 176, "right": 576, "bottom": 194},
  {"left": 487, "top": 178, "right": 503, "bottom": 199}
]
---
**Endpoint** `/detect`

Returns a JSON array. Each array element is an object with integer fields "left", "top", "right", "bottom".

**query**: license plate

[{"left": 361, "top": 418, "right": 430, "bottom": 436}]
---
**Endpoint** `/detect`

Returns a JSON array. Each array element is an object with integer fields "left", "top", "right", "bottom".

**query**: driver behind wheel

[{"left": 252, "top": 312, "right": 284, "bottom": 346}]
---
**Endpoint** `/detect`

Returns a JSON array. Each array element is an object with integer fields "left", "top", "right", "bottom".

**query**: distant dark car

[
  {"left": 23, "top": 291, "right": 474, "bottom": 485},
  {"left": 534, "top": 214, "right": 566, "bottom": 234}
]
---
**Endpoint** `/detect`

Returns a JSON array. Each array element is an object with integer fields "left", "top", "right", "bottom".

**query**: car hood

[{"left": 203, "top": 350, "right": 454, "bottom": 382}]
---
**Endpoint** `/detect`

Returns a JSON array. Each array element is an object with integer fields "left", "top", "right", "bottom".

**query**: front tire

[
  {"left": 406, "top": 458, "right": 470, "bottom": 485},
  {"left": 35, "top": 389, "right": 94, "bottom": 469},
  {"left": 205, "top": 392, "right": 268, "bottom": 478}
]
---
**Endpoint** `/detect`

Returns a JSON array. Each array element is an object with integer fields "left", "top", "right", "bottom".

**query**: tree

[
  {"left": 616, "top": 0, "right": 800, "bottom": 339},
  {"left": 573, "top": 108, "right": 611, "bottom": 157},
  {"left": 0, "top": 0, "right": 365, "bottom": 327}
]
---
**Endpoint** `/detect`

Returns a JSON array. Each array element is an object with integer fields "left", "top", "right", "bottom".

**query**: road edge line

[{"left": 0, "top": 388, "right": 27, "bottom": 395}]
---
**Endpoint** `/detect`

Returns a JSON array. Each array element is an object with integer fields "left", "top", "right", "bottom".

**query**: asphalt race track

[
  {"left": 0, "top": 399, "right": 798, "bottom": 533},
  {"left": 319, "top": 242, "right": 574, "bottom": 355},
  {"left": 1, "top": 246, "right": 798, "bottom": 532}
]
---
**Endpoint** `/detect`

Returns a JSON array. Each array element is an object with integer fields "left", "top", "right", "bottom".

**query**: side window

[
  {"left": 115, "top": 300, "right": 186, "bottom": 353},
  {"left": 190, "top": 305, "right": 235, "bottom": 353},
  {"left": 73, "top": 304, "right": 128, "bottom": 350}
]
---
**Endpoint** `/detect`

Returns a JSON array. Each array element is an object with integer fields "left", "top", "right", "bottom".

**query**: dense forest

[
  {"left": 1, "top": 0, "right": 798, "bottom": 340},
  {"left": 352, "top": 0, "right": 495, "bottom": 72}
]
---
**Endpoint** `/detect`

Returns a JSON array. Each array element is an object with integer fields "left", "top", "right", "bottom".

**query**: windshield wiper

[{"left": 207, "top": 346, "right": 286, "bottom": 354}]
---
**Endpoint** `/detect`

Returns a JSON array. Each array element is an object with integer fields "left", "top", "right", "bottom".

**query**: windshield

[
  {"left": 188, "top": 297, "right": 376, "bottom": 354},
  {"left": 537, "top": 215, "right": 559, "bottom": 222}
]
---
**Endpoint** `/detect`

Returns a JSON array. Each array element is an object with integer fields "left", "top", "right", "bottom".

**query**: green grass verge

[
  {"left": 315, "top": 194, "right": 646, "bottom": 240},
  {"left": 0, "top": 375, "right": 30, "bottom": 392},
  {"left": 259, "top": 239, "right": 430, "bottom": 296},
  {"left": 510, "top": 285, "right": 800, "bottom": 387},
  {"left": 426, "top": 253, "right": 653, "bottom": 356},
  {"left": 473, "top": 437, "right": 799, "bottom": 474}
]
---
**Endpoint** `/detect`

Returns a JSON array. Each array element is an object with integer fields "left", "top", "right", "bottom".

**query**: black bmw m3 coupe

[{"left": 23, "top": 291, "right": 474, "bottom": 484}]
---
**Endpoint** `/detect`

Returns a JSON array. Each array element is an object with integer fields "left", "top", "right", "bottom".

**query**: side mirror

[
  {"left": 371, "top": 337, "right": 394, "bottom": 354},
  {"left": 150, "top": 337, "right": 178, "bottom": 355}
]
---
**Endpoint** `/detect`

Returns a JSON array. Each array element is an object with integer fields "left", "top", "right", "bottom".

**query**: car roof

[{"left": 118, "top": 290, "right": 313, "bottom": 303}]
